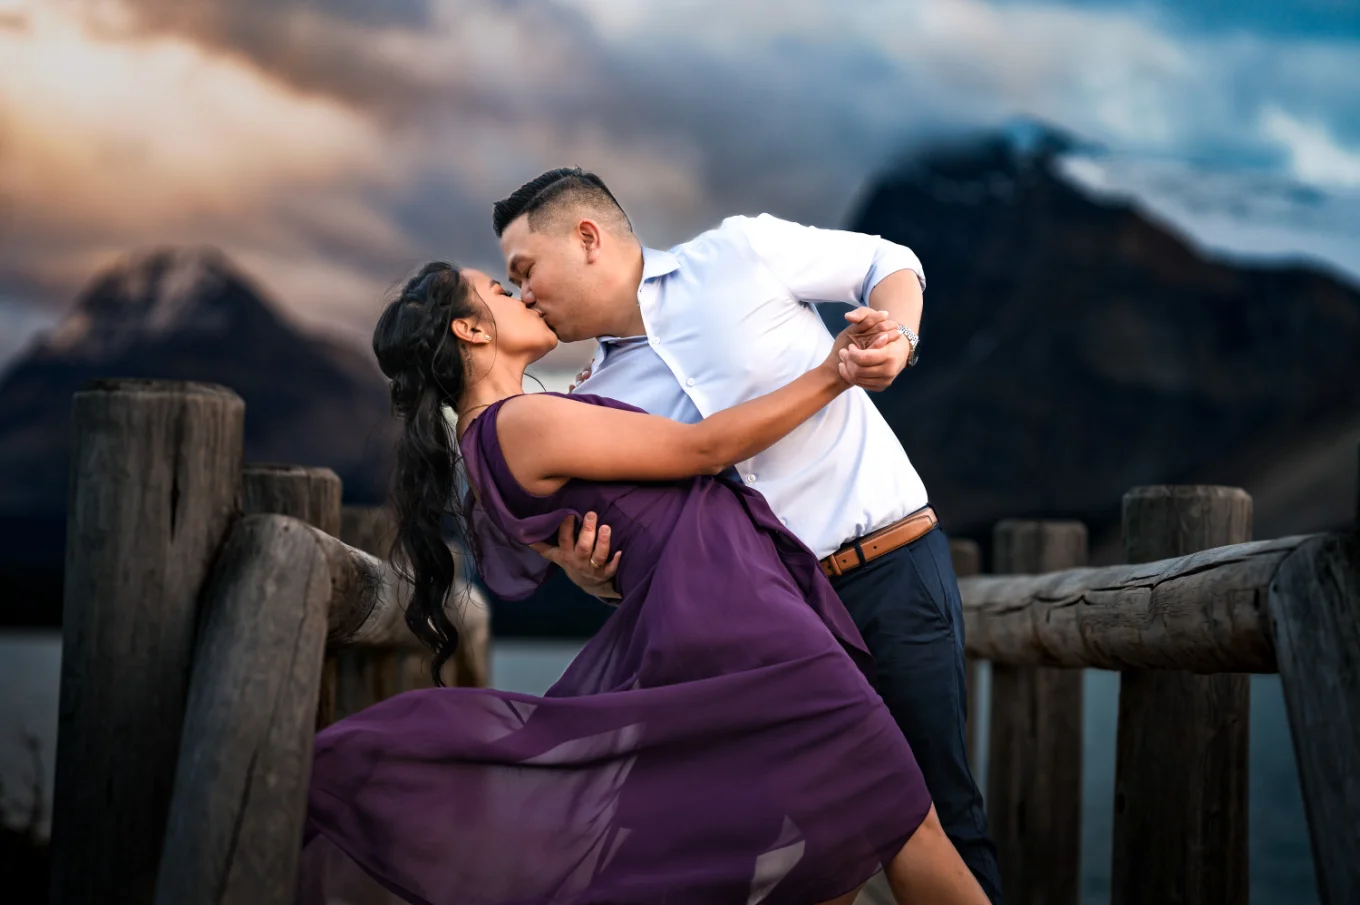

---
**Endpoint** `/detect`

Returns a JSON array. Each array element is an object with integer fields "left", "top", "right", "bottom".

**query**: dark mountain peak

[
  {"left": 845, "top": 127, "right": 1360, "bottom": 549},
  {"left": 996, "top": 116, "right": 1086, "bottom": 162},
  {"left": 874, "top": 118, "right": 1089, "bottom": 206},
  {"left": 0, "top": 248, "right": 398, "bottom": 565},
  {"left": 37, "top": 246, "right": 287, "bottom": 361}
]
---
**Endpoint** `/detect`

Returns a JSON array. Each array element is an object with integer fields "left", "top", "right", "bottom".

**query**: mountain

[
  {"left": 0, "top": 248, "right": 398, "bottom": 621},
  {"left": 841, "top": 122, "right": 1360, "bottom": 559}
]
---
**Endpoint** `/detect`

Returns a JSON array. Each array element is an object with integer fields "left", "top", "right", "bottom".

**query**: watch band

[{"left": 898, "top": 324, "right": 920, "bottom": 367}]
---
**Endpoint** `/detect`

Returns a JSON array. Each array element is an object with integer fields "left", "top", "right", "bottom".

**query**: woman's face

[{"left": 461, "top": 268, "right": 558, "bottom": 362}]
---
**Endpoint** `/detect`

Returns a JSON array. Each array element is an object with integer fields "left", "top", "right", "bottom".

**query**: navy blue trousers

[{"left": 829, "top": 524, "right": 1003, "bottom": 904}]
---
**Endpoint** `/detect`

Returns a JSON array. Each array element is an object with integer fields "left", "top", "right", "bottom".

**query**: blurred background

[{"left": 1, "top": 0, "right": 1357, "bottom": 901}]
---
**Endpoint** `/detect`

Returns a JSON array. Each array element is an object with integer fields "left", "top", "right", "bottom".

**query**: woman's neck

[{"left": 455, "top": 362, "right": 529, "bottom": 433}]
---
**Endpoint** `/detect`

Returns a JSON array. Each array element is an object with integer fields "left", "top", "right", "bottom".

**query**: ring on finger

[{"left": 589, "top": 559, "right": 603, "bottom": 568}]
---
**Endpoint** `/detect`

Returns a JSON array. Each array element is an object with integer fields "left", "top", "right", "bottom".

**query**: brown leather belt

[{"left": 819, "top": 507, "right": 938, "bottom": 579}]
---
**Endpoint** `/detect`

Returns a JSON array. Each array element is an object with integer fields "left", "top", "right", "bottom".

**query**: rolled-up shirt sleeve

[{"left": 732, "top": 213, "right": 925, "bottom": 307}]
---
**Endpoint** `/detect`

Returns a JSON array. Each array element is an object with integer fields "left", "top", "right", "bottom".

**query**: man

[{"left": 494, "top": 167, "right": 1002, "bottom": 903}]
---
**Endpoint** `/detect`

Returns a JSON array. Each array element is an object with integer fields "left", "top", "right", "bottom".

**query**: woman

[{"left": 299, "top": 263, "right": 987, "bottom": 905}]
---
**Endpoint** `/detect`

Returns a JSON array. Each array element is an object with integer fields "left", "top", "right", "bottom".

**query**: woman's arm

[{"left": 495, "top": 309, "right": 899, "bottom": 495}]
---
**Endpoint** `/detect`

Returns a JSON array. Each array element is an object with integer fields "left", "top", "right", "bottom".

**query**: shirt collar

[
  {"left": 598, "top": 248, "right": 679, "bottom": 348},
  {"left": 641, "top": 246, "right": 680, "bottom": 282}
]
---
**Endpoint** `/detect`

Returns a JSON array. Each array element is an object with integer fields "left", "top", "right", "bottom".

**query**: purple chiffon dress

[{"left": 298, "top": 394, "right": 931, "bottom": 905}]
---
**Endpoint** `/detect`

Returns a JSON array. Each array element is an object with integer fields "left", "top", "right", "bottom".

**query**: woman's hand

[
  {"left": 529, "top": 512, "right": 623, "bottom": 600},
  {"left": 826, "top": 308, "right": 903, "bottom": 383}
]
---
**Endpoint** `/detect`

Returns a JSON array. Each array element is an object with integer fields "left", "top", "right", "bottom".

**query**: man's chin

[{"left": 547, "top": 325, "right": 585, "bottom": 344}]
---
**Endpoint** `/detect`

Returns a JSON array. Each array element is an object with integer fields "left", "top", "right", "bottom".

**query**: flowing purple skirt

[{"left": 298, "top": 395, "right": 931, "bottom": 904}]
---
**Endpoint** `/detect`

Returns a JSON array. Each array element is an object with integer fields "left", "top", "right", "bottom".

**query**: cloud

[
  {"left": 1059, "top": 150, "right": 1360, "bottom": 282},
  {"left": 1260, "top": 106, "right": 1360, "bottom": 188},
  {"left": 1, "top": 0, "right": 1358, "bottom": 377},
  {"left": 0, "top": 5, "right": 404, "bottom": 315}
]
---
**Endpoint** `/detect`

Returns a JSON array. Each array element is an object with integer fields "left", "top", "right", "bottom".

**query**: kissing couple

[{"left": 299, "top": 168, "right": 1003, "bottom": 905}]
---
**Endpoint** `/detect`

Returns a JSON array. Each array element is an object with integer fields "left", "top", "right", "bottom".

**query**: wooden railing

[
  {"left": 884, "top": 492, "right": 1355, "bottom": 905},
  {"left": 47, "top": 380, "right": 487, "bottom": 903},
  {"left": 45, "top": 380, "right": 1359, "bottom": 905}
]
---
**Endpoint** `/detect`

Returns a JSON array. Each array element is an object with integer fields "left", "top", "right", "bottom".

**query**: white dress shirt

[{"left": 574, "top": 213, "right": 929, "bottom": 560}]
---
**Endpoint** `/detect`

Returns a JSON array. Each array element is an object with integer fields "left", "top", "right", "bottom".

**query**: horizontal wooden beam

[
  {"left": 960, "top": 533, "right": 1331, "bottom": 672},
  {"left": 300, "top": 516, "right": 488, "bottom": 651}
]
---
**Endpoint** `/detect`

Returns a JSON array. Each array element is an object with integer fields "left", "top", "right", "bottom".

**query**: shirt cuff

[{"left": 859, "top": 243, "right": 926, "bottom": 305}]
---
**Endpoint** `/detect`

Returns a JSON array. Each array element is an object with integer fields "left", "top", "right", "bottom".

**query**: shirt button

[
  {"left": 649, "top": 337, "right": 660, "bottom": 345},
  {"left": 780, "top": 517, "right": 789, "bottom": 526},
  {"left": 685, "top": 378, "right": 695, "bottom": 387},
  {"left": 746, "top": 474, "right": 757, "bottom": 484}
]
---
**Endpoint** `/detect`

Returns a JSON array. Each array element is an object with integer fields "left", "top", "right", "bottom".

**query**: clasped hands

[{"left": 832, "top": 307, "right": 911, "bottom": 391}]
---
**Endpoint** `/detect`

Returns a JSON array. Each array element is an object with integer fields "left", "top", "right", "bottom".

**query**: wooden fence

[
  {"left": 47, "top": 381, "right": 487, "bottom": 903},
  {"left": 44, "top": 380, "right": 1359, "bottom": 905}
]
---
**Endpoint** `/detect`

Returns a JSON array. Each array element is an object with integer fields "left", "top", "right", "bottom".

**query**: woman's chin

[{"left": 529, "top": 336, "right": 560, "bottom": 364}]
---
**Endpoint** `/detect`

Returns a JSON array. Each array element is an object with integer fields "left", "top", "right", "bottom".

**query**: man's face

[{"left": 500, "top": 215, "right": 602, "bottom": 343}]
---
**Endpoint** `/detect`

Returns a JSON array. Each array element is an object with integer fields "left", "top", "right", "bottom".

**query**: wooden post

[
  {"left": 1111, "top": 486, "right": 1252, "bottom": 905},
  {"left": 949, "top": 539, "right": 983, "bottom": 769},
  {"left": 242, "top": 463, "right": 342, "bottom": 536},
  {"left": 334, "top": 505, "right": 401, "bottom": 719},
  {"left": 50, "top": 380, "right": 243, "bottom": 904},
  {"left": 155, "top": 515, "right": 333, "bottom": 905},
  {"left": 339, "top": 504, "right": 396, "bottom": 559},
  {"left": 987, "top": 519, "right": 1087, "bottom": 905},
  {"left": 1265, "top": 449, "right": 1360, "bottom": 904},
  {"left": 242, "top": 463, "right": 342, "bottom": 726}
]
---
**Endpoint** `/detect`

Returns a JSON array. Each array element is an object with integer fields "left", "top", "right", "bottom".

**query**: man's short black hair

[{"left": 492, "top": 167, "right": 632, "bottom": 238}]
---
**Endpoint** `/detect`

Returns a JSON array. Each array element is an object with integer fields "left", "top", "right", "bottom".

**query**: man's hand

[
  {"left": 838, "top": 308, "right": 912, "bottom": 391},
  {"left": 529, "top": 512, "right": 622, "bottom": 600},
  {"left": 568, "top": 362, "right": 593, "bottom": 393}
]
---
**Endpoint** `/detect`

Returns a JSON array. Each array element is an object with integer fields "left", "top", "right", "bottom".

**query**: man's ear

[
  {"left": 451, "top": 316, "right": 491, "bottom": 344},
  {"left": 576, "top": 218, "right": 604, "bottom": 263}
]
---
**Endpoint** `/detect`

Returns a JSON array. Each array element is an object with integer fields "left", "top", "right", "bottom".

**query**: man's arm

[
  {"left": 736, "top": 213, "right": 924, "bottom": 391},
  {"left": 849, "top": 269, "right": 921, "bottom": 390}
]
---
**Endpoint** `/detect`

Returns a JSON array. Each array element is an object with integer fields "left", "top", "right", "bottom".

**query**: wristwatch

[{"left": 898, "top": 324, "right": 920, "bottom": 367}]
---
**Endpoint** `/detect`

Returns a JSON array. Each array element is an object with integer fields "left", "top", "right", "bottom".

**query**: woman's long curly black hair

[{"left": 372, "top": 262, "right": 481, "bottom": 685}]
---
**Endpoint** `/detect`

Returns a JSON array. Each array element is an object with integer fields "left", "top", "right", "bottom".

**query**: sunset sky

[{"left": 2, "top": 0, "right": 1358, "bottom": 372}]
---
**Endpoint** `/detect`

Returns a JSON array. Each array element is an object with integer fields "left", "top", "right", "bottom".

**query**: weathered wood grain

[
  {"left": 299, "top": 525, "right": 485, "bottom": 655},
  {"left": 241, "top": 463, "right": 342, "bottom": 537},
  {"left": 332, "top": 504, "right": 491, "bottom": 689},
  {"left": 333, "top": 505, "right": 401, "bottom": 719},
  {"left": 959, "top": 533, "right": 1308, "bottom": 672},
  {"left": 339, "top": 504, "right": 397, "bottom": 562},
  {"left": 155, "top": 515, "right": 332, "bottom": 905},
  {"left": 988, "top": 520, "right": 1086, "bottom": 905},
  {"left": 50, "top": 379, "right": 244, "bottom": 905},
  {"left": 241, "top": 463, "right": 343, "bottom": 726},
  {"left": 1269, "top": 532, "right": 1360, "bottom": 905},
  {"left": 1111, "top": 485, "right": 1252, "bottom": 905}
]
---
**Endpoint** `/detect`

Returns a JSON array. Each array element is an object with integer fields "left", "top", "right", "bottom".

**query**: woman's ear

[{"left": 451, "top": 317, "right": 492, "bottom": 344}]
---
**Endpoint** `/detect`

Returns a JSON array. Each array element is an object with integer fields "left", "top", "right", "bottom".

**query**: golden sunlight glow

[
  {"left": 1, "top": 6, "right": 384, "bottom": 215},
  {"left": 0, "top": 2, "right": 404, "bottom": 327}
]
